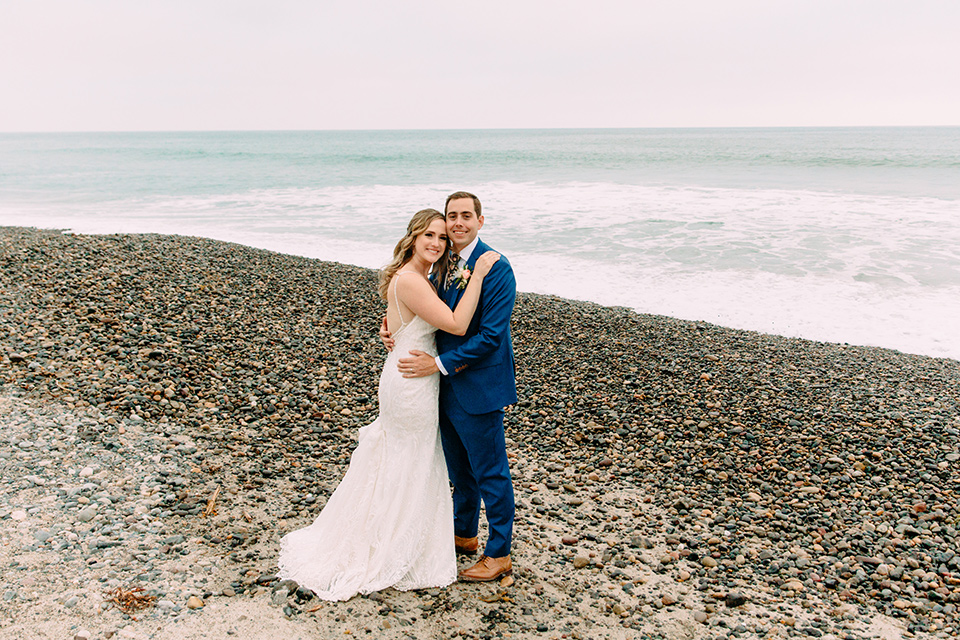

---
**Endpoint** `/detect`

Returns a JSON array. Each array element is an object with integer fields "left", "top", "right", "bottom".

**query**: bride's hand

[{"left": 472, "top": 251, "right": 501, "bottom": 278}]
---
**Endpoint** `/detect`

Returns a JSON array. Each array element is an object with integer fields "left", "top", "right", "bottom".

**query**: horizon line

[{"left": 2, "top": 124, "right": 960, "bottom": 135}]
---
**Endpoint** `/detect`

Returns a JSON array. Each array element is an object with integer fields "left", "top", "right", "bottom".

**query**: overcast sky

[{"left": 2, "top": 0, "right": 958, "bottom": 132}]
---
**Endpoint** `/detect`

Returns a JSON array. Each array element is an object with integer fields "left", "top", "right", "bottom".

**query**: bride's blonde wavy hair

[{"left": 378, "top": 208, "right": 451, "bottom": 300}]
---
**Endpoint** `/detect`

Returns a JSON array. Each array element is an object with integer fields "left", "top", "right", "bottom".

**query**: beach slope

[{"left": 1, "top": 228, "right": 958, "bottom": 639}]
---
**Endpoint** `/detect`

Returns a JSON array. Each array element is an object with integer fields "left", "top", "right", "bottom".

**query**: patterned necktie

[{"left": 445, "top": 253, "right": 461, "bottom": 289}]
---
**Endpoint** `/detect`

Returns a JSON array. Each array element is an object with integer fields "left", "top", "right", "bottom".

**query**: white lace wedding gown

[{"left": 277, "top": 293, "right": 455, "bottom": 600}]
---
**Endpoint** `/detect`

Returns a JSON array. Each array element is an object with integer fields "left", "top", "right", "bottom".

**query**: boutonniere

[
  {"left": 444, "top": 254, "right": 471, "bottom": 290},
  {"left": 451, "top": 263, "right": 471, "bottom": 290}
]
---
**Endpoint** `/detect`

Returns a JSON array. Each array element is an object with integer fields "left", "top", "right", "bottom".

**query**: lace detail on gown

[{"left": 277, "top": 282, "right": 455, "bottom": 601}]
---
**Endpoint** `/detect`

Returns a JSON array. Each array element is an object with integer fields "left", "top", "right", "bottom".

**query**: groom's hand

[
  {"left": 379, "top": 317, "right": 395, "bottom": 352},
  {"left": 398, "top": 350, "right": 439, "bottom": 378}
]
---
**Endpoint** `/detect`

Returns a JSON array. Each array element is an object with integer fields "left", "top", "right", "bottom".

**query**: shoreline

[
  {"left": 5, "top": 224, "right": 957, "bottom": 367},
  {"left": 2, "top": 227, "right": 959, "bottom": 640}
]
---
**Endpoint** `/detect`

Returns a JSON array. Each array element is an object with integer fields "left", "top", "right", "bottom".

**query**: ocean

[{"left": 1, "top": 127, "right": 958, "bottom": 361}]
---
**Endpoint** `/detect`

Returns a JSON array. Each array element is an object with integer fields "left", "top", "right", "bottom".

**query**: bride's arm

[{"left": 397, "top": 252, "right": 500, "bottom": 335}]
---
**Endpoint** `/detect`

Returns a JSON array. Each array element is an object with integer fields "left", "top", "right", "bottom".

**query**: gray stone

[
  {"left": 725, "top": 592, "right": 748, "bottom": 608},
  {"left": 271, "top": 588, "right": 289, "bottom": 606}
]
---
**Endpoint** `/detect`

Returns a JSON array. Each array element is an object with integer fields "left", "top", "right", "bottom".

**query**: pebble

[
  {"left": 725, "top": 592, "right": 748, "bottom": 607},
  {"left": 2, "top": 228, "right": 959, "bottom": 638},
  {"left": 186, "top": 596, "right": 204, "bottom": 609},
  {"left": 77, "top": 506, "right": 97, "bottom": 522}
]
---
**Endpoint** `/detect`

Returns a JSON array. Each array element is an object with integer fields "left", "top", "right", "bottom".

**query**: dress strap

[{"left": 392, "top": 271, "right": 418, "bottom": 326}]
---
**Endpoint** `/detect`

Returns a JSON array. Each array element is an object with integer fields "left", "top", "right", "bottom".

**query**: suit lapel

[{"left": 444, "top": 278, "right": 458, "bottom": 309}]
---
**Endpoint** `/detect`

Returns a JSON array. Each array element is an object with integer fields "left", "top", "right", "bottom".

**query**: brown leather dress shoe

[
  {"left": 458, "top": 555, "right": 512, "bottom": 582},
  {"left": 455, "top": 535, "right": 479, "bottom": 556}
]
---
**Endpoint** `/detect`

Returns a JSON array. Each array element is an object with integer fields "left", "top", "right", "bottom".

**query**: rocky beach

[{"left": 1, "top": 226, "right": 959, "bottom": 640}]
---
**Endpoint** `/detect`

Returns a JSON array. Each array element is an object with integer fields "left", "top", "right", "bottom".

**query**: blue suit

[{"left": 436, "top": 238, "right": 517, "bottom": 558}]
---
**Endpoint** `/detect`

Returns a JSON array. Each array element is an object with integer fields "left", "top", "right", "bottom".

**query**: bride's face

[{"left": 413, "top": 219, "right": 448, "bottom": 264}]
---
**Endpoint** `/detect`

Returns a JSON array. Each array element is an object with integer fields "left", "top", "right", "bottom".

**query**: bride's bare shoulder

[
  {"left": 389, "top": 270, "right": 421, "bottom": 292},
  {"left": 393, "top": 270, "right": 430, "bottom": 288}
]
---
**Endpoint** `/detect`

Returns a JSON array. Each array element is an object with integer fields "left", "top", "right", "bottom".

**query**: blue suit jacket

[{"left": 436, "top": 238, "right": 518, "bottom": 415}]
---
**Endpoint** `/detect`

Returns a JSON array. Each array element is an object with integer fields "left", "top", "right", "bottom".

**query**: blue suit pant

[{"left": 438, "top": 385, "right": 514, "bottom": 558}]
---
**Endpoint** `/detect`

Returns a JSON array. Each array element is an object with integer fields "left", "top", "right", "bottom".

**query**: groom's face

[{"left": 445, "top": 197, "right": 483, "bottom": 252}]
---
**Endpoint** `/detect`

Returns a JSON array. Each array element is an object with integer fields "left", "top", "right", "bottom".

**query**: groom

[{"left": 388, "top": 191, "right": 517, "bottom": 582}]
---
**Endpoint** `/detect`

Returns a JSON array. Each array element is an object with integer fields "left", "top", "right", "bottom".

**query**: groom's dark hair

[{"left": 445, "top": 191, "right": 482, "bottom": 217}]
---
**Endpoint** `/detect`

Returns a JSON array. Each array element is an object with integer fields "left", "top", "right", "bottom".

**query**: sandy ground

[{"left": 1, "top": 390, "right": 926, "bottom": 640}]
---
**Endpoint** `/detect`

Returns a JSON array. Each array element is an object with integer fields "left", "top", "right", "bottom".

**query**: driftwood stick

[{"left": 203, "top": 485, "right": 221, "bottom": 517}]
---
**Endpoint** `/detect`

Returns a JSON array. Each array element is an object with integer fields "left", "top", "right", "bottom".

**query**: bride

[{"left": 277, "top": 208, "right": 500, "bottom": 600}]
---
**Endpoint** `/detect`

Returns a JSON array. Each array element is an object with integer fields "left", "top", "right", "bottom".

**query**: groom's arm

[{"left": 437, "top": 260, "right": 516, "bottom": 376}]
